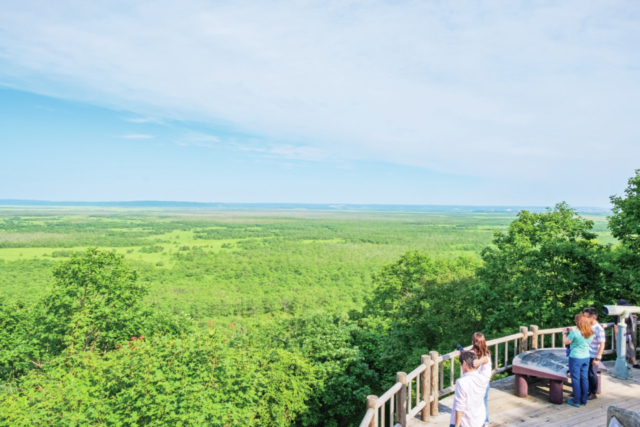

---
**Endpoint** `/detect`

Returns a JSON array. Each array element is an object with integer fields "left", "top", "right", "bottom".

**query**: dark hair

[
  {"left": 583, "top": 307, "right": 597, "bottom": 317},
  {"left": 459, "top": 351, "right": 478, "bottom": 369}
]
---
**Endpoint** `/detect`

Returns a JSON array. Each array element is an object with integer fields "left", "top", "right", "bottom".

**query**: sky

[{"left": 1, "top": 0, "right": 639, "bottom": 207}]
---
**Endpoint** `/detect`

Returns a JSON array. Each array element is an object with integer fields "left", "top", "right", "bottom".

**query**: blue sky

[{"left": 1, "top": 1, "right": 639, "bottom": 206}]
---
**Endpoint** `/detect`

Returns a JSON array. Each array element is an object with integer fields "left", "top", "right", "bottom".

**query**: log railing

[{"left": 360, "top": 320, "right": 639, "bottom": 427}]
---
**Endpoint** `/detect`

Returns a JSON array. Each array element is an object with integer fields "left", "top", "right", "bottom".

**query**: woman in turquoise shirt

[{"left": 563, "top": 314, "right": 594, "bottom": 407}]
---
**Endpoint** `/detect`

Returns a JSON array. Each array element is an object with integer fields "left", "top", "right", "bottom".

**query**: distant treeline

[{"left": 0, "top": 199, "right": 610, "bottom": 213}]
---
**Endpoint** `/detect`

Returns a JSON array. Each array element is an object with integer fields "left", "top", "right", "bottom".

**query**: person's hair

[
  {"left": 459, "top": 351, "right": 478, "bottom": 370},
  {"left": 583, "top": 307, "right": 598, "bottom": 317},
  {"left": 575, "top": 313, "right": 594, "bottom": 338},
  {"left": 472, "top": 332, "right": 491, "bottom": 358}
]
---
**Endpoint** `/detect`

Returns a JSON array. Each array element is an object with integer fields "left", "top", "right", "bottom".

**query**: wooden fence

[{"left": 359, "top": 320, "right": 640, "bottom": 427}]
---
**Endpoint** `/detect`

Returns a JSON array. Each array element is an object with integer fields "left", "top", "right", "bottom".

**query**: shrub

[{"left": 139, "top": 245, "right": 164, "bottom": 253}]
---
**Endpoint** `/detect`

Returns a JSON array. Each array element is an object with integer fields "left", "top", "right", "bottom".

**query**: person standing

[
  {"left": 563, "top": 313, "right": 594, "bottom": 407},
  {"left": 450, "top": 351, "right": 487, "bottom": 427},
  {"left": 613, "top": 299, "right": 639, "bottom": 369},
  {"left": 471, "top": 333, "right": 492, "bottom": 427},
  {"left": 583, "top": 307, "right": 605, "bottom": 400}
]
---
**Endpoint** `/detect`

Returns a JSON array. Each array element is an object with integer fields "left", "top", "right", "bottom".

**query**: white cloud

[
  {"left": 175, "top": 131, "right": 220, "bottom": 147},
  {"left": 186, "top": 132, "right": 219, "bottom": 143},
  {"left": 0, "top": 0, "right": 639, "bottom": 185},
  {"left": 237, "top": 143, "right": 329, "bottom": 162},
  {"left": 121, "top": 134, "right": 154, "bottom": 139},
  {"left": 124, "top": 117, "right": 162, "bottom": 124}
]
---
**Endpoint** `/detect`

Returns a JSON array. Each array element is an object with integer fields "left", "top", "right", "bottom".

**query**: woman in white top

[{"left": 471, "top": 332, "right": 492, "bottom": 427}]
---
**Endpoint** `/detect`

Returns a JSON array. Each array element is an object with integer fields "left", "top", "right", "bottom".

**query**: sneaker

[
  {"left": 566, "top": 399, "right": 580, "bottom": 407},
  {"left": 587, "top": 393, "right": 597, "bottom": 400},
  {"left": 632, "top": 364, "right": 640, "bottom": 369}
]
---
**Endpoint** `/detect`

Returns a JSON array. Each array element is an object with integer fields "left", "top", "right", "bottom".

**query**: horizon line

[{"left": 0, "top": 199, "right": 611, "bottom": 213}]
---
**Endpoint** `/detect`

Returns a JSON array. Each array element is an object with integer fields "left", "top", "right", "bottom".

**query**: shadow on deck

[{"left": 410, "top": 361, "right": 640, "bottom": 427}]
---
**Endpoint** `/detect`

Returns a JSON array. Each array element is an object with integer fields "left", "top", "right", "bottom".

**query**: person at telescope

[
  {"left": 583, "top": 307, "right": 605, "bottom": 400},
  {"left": 612, "top": 299, "right": 639, "bottom": 369},
  {"left": 449, "top": 351, "right": 487, "bottom": 427},
  {"left": 563, "top": 314, "right": 594, "bottom": 407}
]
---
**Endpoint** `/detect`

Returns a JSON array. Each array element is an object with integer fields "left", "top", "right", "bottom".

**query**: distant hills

[{"left": 0, "top": 200, "right": 611, "bottom": 214}]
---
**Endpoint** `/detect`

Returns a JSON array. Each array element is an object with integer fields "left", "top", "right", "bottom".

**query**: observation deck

[
  {"left": 412, "top": 360, "right": 640, "bottom": 426},
  {"left": 360, "top": 321, "right": 640, "bottom": 427}
]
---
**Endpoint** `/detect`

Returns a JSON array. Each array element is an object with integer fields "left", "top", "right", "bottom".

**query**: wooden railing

[{"left": 359, "top": 320, "right": 640, "bottom": 427}]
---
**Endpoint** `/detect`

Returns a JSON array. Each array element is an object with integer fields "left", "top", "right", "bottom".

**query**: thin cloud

[
  {"left": 175, "top": 141, "right": 214, "bottom": 148},
  {"left": 121, "top": 134, "right": 154, "bottom": 139},
  {"left": 175, "top": 131, "right": 220, "bottom": 148},
  {"left": 237, "top": 143, "right": 329, "bottom": 162},
  {"left": 187, "top": 132, "right": 219, "bottom": 143},
  {"left": 124, "top": 117, "right": 163, "bottom": 124}
]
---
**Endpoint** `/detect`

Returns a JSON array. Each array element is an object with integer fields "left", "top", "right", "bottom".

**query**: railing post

[
  {"left": 519, "top": 326, "right": 529, "bottom": 354},
  {"left": 396, "top": 372, "right": 407, "bottom": 427},
  {"left": 429, "top": 350, "right": 439, "bottom": 416},
  {"left": 530, "top": 325, "right": 539, "bottom": 350},
  {"left": 366, "top": 395, "right": 378, "bottom": 427},
  {"left": 421, "top": 355, "right": 431, "bottom": 422}
]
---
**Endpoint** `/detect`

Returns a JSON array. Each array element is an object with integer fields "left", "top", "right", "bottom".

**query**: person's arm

[
  {"left": 593, "top": 341, "right": 605, "bottom": 365},
  {"left": 594, "top": 325, "right": 606, "bottom": 365},
  {"left": 455, "top": 411, "right": 463, "bottom": 427},
  {"left": 563, "top": 329, "right": 574, "bottom": 346},
  {"left": 453, "top": 380, "right": 467, "bottom": 427},
  {"left": 472, "top": 356, "right": 490, "bottom": 368}
]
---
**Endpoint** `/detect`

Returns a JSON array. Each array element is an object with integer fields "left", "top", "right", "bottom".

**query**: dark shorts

[{"left": 627, "top": 336, "right": 637, "bottom": 358}]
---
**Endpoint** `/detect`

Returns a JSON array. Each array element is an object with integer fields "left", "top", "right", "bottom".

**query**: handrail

[
  {"left": 359, "top": 320, "right": 637, "bottom": 427},
  {"left": 359, "top": 409, "right": 375, "bottom": 427},
  {"left": 487, "top": 332, "right": 527, "bottom": 346},
  {"left": 376, "top": 382, "right": 402, "bottom": 408},
  {"left": 406, "top": 363, "right": 427, "bottom": 382}
]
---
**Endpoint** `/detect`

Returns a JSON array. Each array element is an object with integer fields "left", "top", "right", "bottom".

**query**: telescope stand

[{"left": 611, "top": 322, "right": 633, "bottom": 380}]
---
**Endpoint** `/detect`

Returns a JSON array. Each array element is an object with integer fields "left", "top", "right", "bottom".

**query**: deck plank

[{"left": 409, "top": 361, "right": 640, "bottom": 427}]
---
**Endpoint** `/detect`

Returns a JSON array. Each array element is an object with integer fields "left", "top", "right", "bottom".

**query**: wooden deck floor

[{"left": 410, "top": 361, "right": 640, "bottom": 427}]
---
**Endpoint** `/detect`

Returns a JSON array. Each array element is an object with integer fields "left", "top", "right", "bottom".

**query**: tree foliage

[
  {"left": 260, "top": 315, "right": 377, "bottom": 427},
  {"left": 0, "top": 331, "right": 315, "bottom": 427},
  {"left": 477, "top": 203, "right": 612, "bottom": 331},
  {"left": 609, "top": 169, "right": 640, "bottom": 253},
  {"left": 356, "top": 253, "right": 479, "bottom": 386},
  {"left": 41, "top": 248, "right": 149, "bottom": 353},
  {"left": 0, "top": 250, "right": 321, "bottom": 427}
]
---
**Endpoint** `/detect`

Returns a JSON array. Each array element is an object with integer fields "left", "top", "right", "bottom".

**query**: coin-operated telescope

[{"left": 603, "top": 305, "right": 640, "bottom": 380}]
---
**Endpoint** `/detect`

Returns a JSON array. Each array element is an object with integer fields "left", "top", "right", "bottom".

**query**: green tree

[
  {"left": 41, "top": 248, "right": 149, "bottom": 353},
  {"left": 0, "top": 298, "right": 42, "bottom": 381},
  {"left": 361, "top": 251, "right": 478, "bottom": 324},
  {"left": 607, "top": 169, "right": 640, "bottom": 303},
  {"left": 477, "top": 203, "right": 610, "bottom": 332},
  {"left": 609, "top": 169, "right": 640, "bottom": 253},
  {"left": 357, "top": 253, "right": 479, "bottom": 386},
  {"left": 0, "top": 329, "right": 315, "bottom": 427},
  {"left": 259, "top": 315, "right": 376, "bottom": 427}
]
